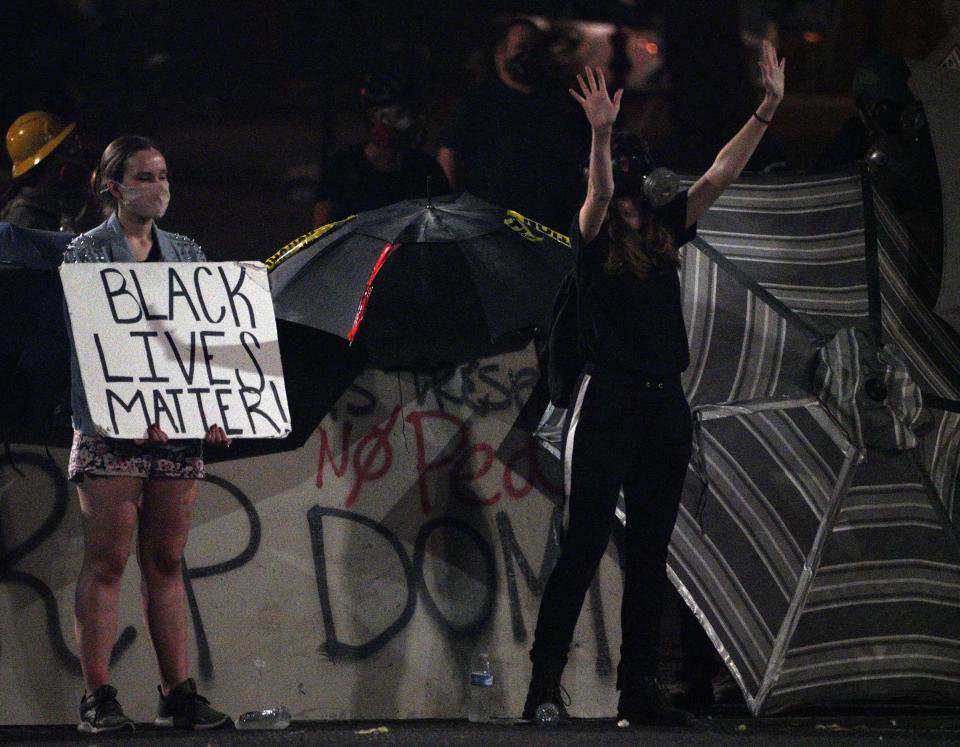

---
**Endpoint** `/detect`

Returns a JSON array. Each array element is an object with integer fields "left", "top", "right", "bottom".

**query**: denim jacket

[{"left": 63, "top": 214, "right": 206, "bottom": 436}]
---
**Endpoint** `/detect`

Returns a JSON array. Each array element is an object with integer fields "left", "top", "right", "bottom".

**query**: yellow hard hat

[{"left": 6, "top": 111, "right": 77, "bottom": 178}]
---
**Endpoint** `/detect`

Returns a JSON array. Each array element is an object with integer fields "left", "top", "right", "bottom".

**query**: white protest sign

[{"left": 60, "top": 261, "right": 291, "bottom": 440}]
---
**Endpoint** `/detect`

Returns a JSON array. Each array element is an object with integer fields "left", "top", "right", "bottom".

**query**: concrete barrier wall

[{"left": 1, "top": 347, "right": 625, "bottom": 724}]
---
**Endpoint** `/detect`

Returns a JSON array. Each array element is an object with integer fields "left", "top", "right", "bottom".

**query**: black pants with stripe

[{"left": 530, "top": 367, "right": 693, "bottom": 689}]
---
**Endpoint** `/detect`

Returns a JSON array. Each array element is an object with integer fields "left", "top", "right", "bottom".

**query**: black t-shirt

[
  {"left": 572, "top": 191, "right": 697, "bottom": 376},
  {"left": 315, "top": 144, "right": 450, "bottom": 220},
  {"left": 439, "top": 79, "right": 590, "bottom": 232}
]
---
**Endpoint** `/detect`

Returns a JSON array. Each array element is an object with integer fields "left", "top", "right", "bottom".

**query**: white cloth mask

[{"left": 118, "top": 181, "right": 170, "bottom": 219}]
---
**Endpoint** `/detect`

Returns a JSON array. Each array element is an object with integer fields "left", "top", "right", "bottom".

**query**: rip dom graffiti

[{"left": 0, "top": 350, "right": 625, "bottom": 722}]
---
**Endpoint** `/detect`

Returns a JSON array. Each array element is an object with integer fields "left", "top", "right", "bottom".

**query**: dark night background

[
  {"left": 0, "top": 0, "right": 953, "bottom": 259},
  {"left": 0, "top": 2, "right": 958, "bottom": 730}
]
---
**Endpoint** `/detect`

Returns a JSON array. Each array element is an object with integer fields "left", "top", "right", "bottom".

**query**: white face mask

[{"left": 117, "top": 181, "right": 170, "bottom": 219}]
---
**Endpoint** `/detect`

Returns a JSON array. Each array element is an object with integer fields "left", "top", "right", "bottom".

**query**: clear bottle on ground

[
  {"left": 467, "top": 652, "right": 494, "bottom": 723},
  {"left": 234, "top": 658, "right": 292, "bottom": 730},
  {"left": 535, "top": 701, "right": 560, "bottom": 726},
  {"left": 235, "top": 706, "right": 292, "bottom": 730}
]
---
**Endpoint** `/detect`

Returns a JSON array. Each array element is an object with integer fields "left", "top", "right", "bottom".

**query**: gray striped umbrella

[{"left": 667, "top": 169, "right": 960, "bottom": 714}]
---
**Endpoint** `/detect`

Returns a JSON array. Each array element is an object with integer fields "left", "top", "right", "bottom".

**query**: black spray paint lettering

[
  {"left": 0, "top": 456, "right": 260, "bottom": 684},
  {"left": 309, "top": 506, "right": 417, "bottom": 660},
  {"left": 182, "top": 473, "right": 262, "bottom": 680},
  {"left": 331, "top": 361, "right": 536, "bottom": 423},
  {"left": 413, "top": 517, "right": 497, "bottom": 639},
  {"left": 496, "top": 508, "right": 614, "bottom": 675},
  {"left": 4, "top": 453, "right": 615, "bottom": 681},
  {"left": 412, "top": 363, "right": 539, "bottom": 416},
  {"left": 0, "top": 452, "right": 136, "bottom": 673},
  {"left": 308, "top": 504, "right": 613, "bottom": 671},
  {"left": 495, "top": 507, "right": 563, "bottom": 642},
  {"left": 309, "top": 507, "right": 499, "bottom": 659}
]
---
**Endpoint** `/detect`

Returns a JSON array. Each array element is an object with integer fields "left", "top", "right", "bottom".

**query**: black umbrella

[
  {"left": 0, "top": 223, "right": 75, "bottom": 446},
  {"left": 0, "top": 222, "right": 72, "bottom": 270},
  {"left": 267, "top": 193, "right": 574, "bottom": 368}
]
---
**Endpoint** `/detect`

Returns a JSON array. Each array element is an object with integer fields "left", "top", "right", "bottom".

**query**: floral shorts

[{"left": 68, "top": 432, "right": 205, "bottom": 483}]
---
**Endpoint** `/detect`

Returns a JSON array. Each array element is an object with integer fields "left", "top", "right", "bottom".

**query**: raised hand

[
  {"left": 569, "top": 66, "right": 623, "bottom": 132},
  {"left": 758, "top": 39, "right": 785, "bottom": 104}
]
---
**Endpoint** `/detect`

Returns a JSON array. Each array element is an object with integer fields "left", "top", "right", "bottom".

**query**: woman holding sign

[{"left": 63, "top": 136, "right": 231, "bottom": 733}]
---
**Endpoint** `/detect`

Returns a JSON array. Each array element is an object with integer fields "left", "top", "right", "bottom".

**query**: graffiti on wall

[{"left": 1, "top": 352, "right": 625, "bottom": 721}]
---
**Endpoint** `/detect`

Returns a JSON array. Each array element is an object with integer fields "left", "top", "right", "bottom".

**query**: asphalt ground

[{"left": 4, "top": 706, "right": 960, "bottom": 747}]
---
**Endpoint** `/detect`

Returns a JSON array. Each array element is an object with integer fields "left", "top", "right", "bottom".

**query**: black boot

[
  {"left": 617, "top": 676, "right": 697, "bottom": 727},
  {"left": 670, "top": 680, "right": 716, "bottom": 712},
  {"left": 522, "top": 662, "right": 571, "bottom": 723}
]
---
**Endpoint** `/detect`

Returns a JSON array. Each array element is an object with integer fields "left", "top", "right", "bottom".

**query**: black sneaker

[
  {"left": 670, "top": 680, "right": 716, "bottom": 712},
  {"left": 522, "top": 665, "right": 572, "bottom": 723},
  {"left": 618, "top": 676, "right": 697, "bottom": 727},
  {"left": 77, "top": 684, "right": 136, "bottom": 733},
  {"left": 155, "top": 678, "right": 229, "bottom": 730}
]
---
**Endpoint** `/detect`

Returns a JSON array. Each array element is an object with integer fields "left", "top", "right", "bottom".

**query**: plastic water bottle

[
  {"left": 235, "top": 706, "right": 292, "bottom": 730},
  {"left": 467, "top": 652, "right": 494, "bottom": 723},
  {"left": 234, "top": 658, "right": 291, "bottom": 730}
]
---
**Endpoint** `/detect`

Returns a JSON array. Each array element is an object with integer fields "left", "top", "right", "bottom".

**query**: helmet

[{"left": 6, "top": 111, "right": 77, "bottom": 178}]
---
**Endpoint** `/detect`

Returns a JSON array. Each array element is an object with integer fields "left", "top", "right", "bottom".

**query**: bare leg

[
  {"left": 137, "top": 477, "right": 197, "bottom": 694},
  {"left": 74, "top": 476, "right": 143, "bottom": 692}
]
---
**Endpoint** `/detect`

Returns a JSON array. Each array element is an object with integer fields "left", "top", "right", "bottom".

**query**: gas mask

[
  {"left": 613, "top": 155, "right": 680, "bottom": 208},
  {"left": 505, "top": 43, "right": 546, "bottom": 89},
  {"left": 606, "top": 132, "right": 680, "bottom": 208},
  {"left": 369, "top": 105, "right": 423, "bottom": 149},
  {"left": 117, "top": 181, "right": 170, "bottom": 219}
]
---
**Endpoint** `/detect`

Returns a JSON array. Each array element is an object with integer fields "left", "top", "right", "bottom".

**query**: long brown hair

[
  {"left": 604, "top": 202, "right": 679, "bottom": 279},
  {"left": 90, "top": 135, "right": 160, "bottom": 217}
]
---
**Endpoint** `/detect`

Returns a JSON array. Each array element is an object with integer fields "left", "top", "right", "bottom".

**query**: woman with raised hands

[{"left": 523, "top": 42, "right": 784, "bottom": 726}]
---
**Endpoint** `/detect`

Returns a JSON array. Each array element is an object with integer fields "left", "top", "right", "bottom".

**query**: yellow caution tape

[
  {"left": 264, "top": 214, "right": 358, "bottom": 270},
  {"left": 503, "top": 210, "right": 570, "bottom": 247}
]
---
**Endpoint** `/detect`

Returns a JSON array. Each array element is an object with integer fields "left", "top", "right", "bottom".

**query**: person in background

[
  {"left": 1, "top": 110, "right": 96, "bottom": 232},
  {"left": 523, "top": 42, "right": 784, "bottom": 727},
  {"left": 812, "top": 55, "right": 941, "bottom": 295},
  {"left": 64, "top": 135, "right": 231, "bottom": 733},
  {"left": 437, "top": 17, "right": 589, "bottom": 232},
  {"left": 312, "top": 71, "right": 449, "bottom": 227}
]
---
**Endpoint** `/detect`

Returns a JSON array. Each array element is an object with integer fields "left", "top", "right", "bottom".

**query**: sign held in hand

[{"left": 61, "top": 261, "right": 291, "bottom": 440}]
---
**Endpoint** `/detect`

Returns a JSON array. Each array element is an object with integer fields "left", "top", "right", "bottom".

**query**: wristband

[{"left": 753, "top": 111, "right": 772, "bottom": 125}]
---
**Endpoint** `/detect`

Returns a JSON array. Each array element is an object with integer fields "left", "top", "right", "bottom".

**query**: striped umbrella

[{"left": 667, "top": 169, "right": 960, "bottom": 714}]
